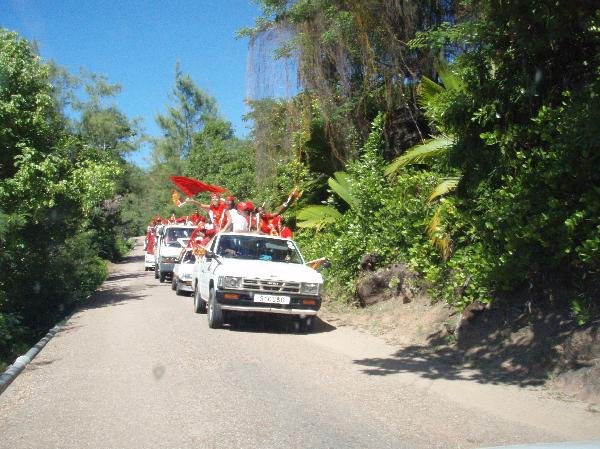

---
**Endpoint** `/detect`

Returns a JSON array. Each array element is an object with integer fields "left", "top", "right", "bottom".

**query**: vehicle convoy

[
  {"left": 192, "top": 233, "right": 323, "bottom": 331},
  {"left": 171, "top": 248, "right": 196, "bottom": 295},
  {"left": 154, "top": 224, "right": 196, "bottom": 283}
]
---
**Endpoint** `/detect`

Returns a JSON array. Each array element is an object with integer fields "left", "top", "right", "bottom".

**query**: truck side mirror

[{"left": 205, "top": 250, "right": 217, "bottom": 260}]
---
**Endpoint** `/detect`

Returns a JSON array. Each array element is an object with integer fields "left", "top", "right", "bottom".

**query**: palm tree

[
  {"left": 385, "top": 61, "right": 463, "bottom": 260},
  {"left": 296, "top": 171, "right": 357, "bottom": 229}
]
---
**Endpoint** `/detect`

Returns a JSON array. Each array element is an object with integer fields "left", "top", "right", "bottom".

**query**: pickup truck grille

[{"left": 242, "top": 278, "right": 301, "bottom": 293}]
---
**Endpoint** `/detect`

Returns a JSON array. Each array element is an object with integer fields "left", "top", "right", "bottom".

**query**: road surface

[{"left": 1, "top": 239, "right": 598, "bottom": 448}]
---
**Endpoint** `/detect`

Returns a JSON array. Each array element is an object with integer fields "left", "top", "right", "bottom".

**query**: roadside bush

[
  {"left": 297, "top": 116, "right": 444, "bottom": 301},
  {"left": 0, "top": 312, "right": 27, "bottom": 366},
  {"left": 0, "top": 29, "right": 123, "bottom": 367}
]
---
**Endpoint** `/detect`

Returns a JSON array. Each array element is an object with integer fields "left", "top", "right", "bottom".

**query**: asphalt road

[{"left": 1, "top": 239, "right": 598, "bottom": 449}]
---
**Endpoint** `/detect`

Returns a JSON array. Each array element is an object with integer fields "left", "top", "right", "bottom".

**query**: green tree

[
  {"left": 242, "top": 0, "right": 456, "bottom": 165},
  {"left": 0, "top": 29, "right": 128, "bottom": 364},
  {"left": 410, "top": 0, "right": 600, "bottom": 307},
  {"left": 153, "top": 64, "right": 217, "bottom": 166},
  {"left": 187, "top": 117, "right": 257, "bottom": 200}
]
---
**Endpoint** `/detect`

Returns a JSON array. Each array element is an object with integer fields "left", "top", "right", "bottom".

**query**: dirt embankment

[{"left": 320, "top": 265, "right": 600, "bottom": 406}]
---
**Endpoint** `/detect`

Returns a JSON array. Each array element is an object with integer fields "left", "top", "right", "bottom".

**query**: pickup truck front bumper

[
  {"left": 179, "top": 280, "right": 194, "bottom": 292},
  {"left": 215, "top": 290, "right": 321, "bottom": 316}
]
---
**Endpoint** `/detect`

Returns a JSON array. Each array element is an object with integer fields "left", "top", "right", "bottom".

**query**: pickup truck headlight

[
  {"left": 219, "top": 276, "right": 242, "bottom": 289},
  {"left": 182, "top": 273, "right": 192, "bottom": 280},
  {"left": 300, "top": 282, "right": 321, "bottom": 295}
]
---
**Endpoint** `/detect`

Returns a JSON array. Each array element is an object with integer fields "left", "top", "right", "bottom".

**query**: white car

[
  {"left": 192, "top": 233, "right": 323, "bottom": 331},
  {"left": 171, "top": 249, "right": 196, "bottom": 296}
]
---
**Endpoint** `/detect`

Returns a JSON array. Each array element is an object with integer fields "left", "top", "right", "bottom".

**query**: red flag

[{"left": 169, "top": 176, "right": 227, "bottom": 197}]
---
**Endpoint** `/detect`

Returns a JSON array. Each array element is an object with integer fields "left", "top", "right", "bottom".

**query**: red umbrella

[{"left": 169, "top": 176, "right": 228, "bottom": 197}]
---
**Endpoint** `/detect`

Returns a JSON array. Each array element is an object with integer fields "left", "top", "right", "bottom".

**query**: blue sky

[{"left": 0, "top": 0, "right": 265, "bottom": 166}]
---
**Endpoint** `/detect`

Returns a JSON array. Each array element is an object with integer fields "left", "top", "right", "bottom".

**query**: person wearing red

[
  {"left": 180, "top": 193, "right": 226, "bottom": 231},
  {"left": 145, "top": 225, "right": 155, "bottom": 253},
  {"left": 208, "top": 194, "right": 227, "bottom": 231},
  {"left": 219, "top": 196, "right": 237, "bottom": 232},
  {"left": 243, "top": 201, "right": 257, "bottom": 230},
  {"left": 187, "top": 223, "right": 206, "bottom": 249},
  {"left": 256, "top": 187, "right": 301, "bottom": 236},
  {"left": 257, "top": 206, "right": 277, "bottom": 234},
  {"left": 269, "top": 214, "right": 283, "bottom": 236},
  {"left": 189, "top": 210, "right": 204, "bottom": 225},
  {"left": 280, "top": 226, "right": 293, "bottom": 239}
]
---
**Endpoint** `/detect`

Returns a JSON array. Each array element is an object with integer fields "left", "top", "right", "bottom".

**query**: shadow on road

[
  {"left": 114, "top": 254, "right": 145, "bottom": 264},
  {"left": 105, "top": 271, "right": 148, "bottom": 282},
  {"left": 27, "top": 358, "right": 62, "bottom": 369},
  {"left": 353, "top": 339, "right": 543, "bottom": 387},
  {"left": 352, "top": 300, "right": 596, "bottom": 387},
  {"left": 352, "top": 338, "right": 548, "bottom": 386},
  {"left": 225, "top": 314, "right": 336, "bottom": 335},
  {"left": 79, "top": 282, "right": 145, "bottom": 310}
]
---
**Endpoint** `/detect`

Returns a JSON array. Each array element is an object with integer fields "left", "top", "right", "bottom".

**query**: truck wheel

[
  {"left": 175, "top": 281, "right": 183, "bottom": 296},
  {"left": 294, "top": 316, "right": 314, "bottom": 333},
  {"left": 171, "top": 276, "right": 177, "bottom": 290},
  {"left": 207, "top": 287, "right": 223, "bottom": 328},
  {"left": 302, "top": 317, "right": 314, "bottom": 332},
  {"left": 159, "top": 272, "right": 166, "bottom": 283},
  {"left": 194, "top": 287, "right": 206, "bottom": 314},
  {"left": 154, "top": 266, "right": 159, "bottom": 279}
]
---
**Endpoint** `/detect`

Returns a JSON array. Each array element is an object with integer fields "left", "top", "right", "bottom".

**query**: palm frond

[
  {"left": 296, "top": 205, "right": 342, "bottom": 230},
  {"left": 426, "top": 207, "right": 452, "bottom": 261},
  {"left": 385, "top": 136, "right": 452, "bottom": 176},
  {"left": 418, "top": 75, "right": 444, "bottom": 108},
  {"left": 435, "top": 60, "right": 463, "bottom": 92},
  {"left": 328, "top": 171, "right": 358, "bottom": 209},
  {"left": 427, "top": 177, "right": 461, "bottom": 203}
]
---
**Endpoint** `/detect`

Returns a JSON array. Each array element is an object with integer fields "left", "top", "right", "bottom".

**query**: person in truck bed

[
  {"left": 178, "top": 193, "right": 226, "bottom": 231},
  {"left": 221, "top": 197, "right": 249, "bottom": 233}
]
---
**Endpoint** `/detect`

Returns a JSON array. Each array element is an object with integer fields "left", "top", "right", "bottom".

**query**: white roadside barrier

[{"left": 0, "top": 320, "right": 65, "bottom": 395}]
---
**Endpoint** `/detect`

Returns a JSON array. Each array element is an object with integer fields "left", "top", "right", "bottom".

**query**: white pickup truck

[
  {"left": 192, "top": 233, "right": 323, "bottom": 331},
  {"left": 154, "top": 224, "right": 196, "bottom": 283}
]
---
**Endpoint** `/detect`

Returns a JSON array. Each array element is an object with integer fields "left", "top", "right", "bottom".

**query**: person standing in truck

[
  {"left": 232, "top": 202, "right": 250, "bottom": 232},
  {"left": 179, "top": 193, "right": 226, "bottom": 231},
  {"left": 221, "top": 197, "right": 247, "bottom": 233}
]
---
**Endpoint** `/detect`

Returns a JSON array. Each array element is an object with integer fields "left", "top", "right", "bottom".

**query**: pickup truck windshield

[
  {"left": 164, "top": 227, "right": 195, "bottom": 247},
  {"left": 216, "top": 235, "right": 303, "bottom": 264}
]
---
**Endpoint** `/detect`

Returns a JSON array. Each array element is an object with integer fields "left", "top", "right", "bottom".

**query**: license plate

[{"left": 254, "top": 294, "right": 291, "bottom": 304}]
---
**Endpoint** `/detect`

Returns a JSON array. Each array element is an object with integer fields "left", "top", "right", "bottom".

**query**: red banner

[{"left": 169, "top": 176, "right": 228, "bottom": 197}]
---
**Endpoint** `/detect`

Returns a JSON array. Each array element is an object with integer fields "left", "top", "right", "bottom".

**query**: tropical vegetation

[{"left": 2, "top": 0, "right": 599, "bottom": 367}]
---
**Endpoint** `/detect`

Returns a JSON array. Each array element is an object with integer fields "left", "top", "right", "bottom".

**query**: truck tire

[
  {"left": 207, "top": 287, "right": 223, "bottom": 328},
  {"left": 175, "top": 281, "right": 183, "bottom": 296},
  {"left": 159, "top": 272, "right": 166, "bottom": 283},
  {"left": 171, "top": 276, "right": 177, "bottom": 290},
  {"left": 301, "top": 316, "right": 314, "bottom": 332},
  {"left": 194, "top": 286, "right": 206, "bottom": 313},
  {"left": 293, "top": 316, "right": 314, "bottom": 333},
  {"left": 154, "top": 265, "right": 159, "bottom": 279}
]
